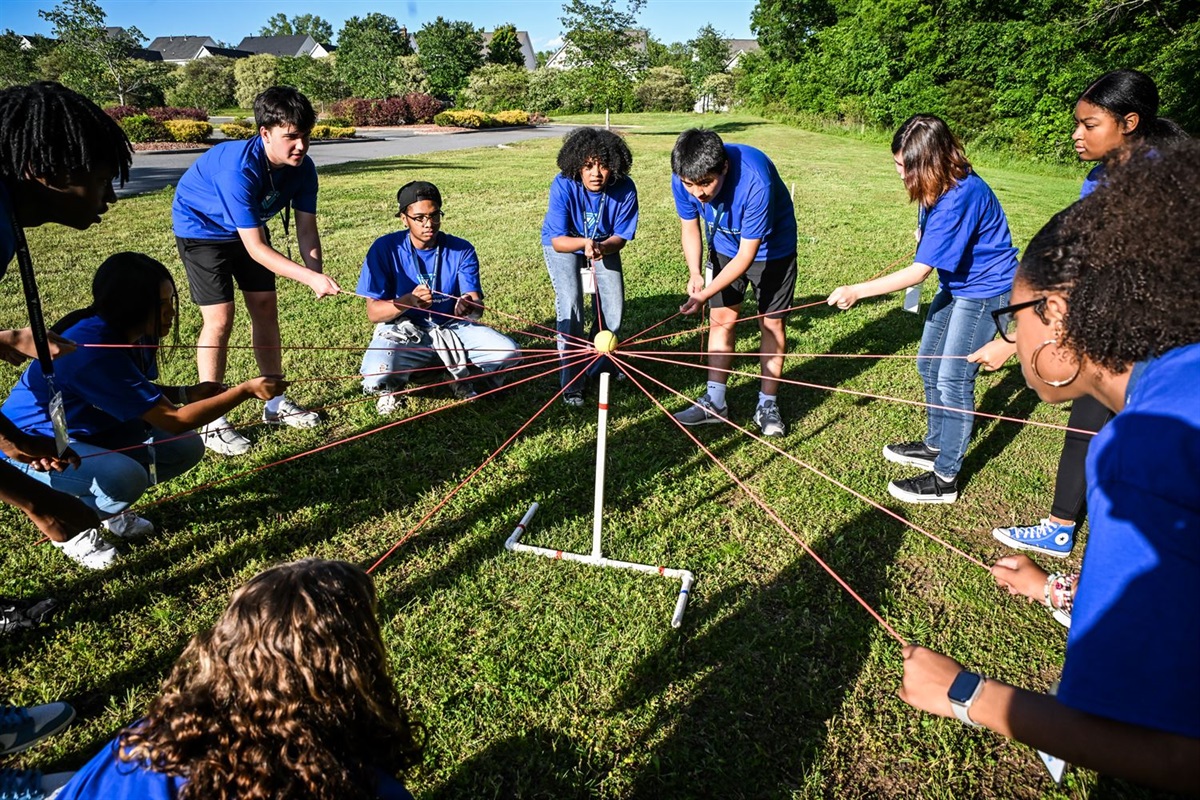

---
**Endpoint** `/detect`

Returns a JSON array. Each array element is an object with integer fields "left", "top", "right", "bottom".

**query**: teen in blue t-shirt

[
  {"left": 171, "top": 87, "right": 340, "bottom": 458},
  {"left": 358, "top": 181, "right": 518, "bottom": 414},
  {"left": 1, "top": 253, "right": 285, "bottom": 569},
  {"left": 53, "top": 559, "right": 422, "bottom": 800},
  {"left": 828, "top": 114, "right": 1017, "bottom": 504},
  {"left": 901, "top": 146, "right": 1200, "bottom": 791},
  {"left": 540, "top": 128, "right": 639, "bottom": 405},
  {"left": 670, "top": 130, "right": 798, "bottom": 438}
]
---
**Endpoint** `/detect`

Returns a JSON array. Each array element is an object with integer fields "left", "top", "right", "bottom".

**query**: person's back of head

[
  {"left": 1079, "top": 69, "right": 1189, "bottom": 147},
  {"left": 119, "top": 559, "right": 423, "bottom": 800},
  {"left": 671, "top": 128, "right": 728, "bottom": 182},
  {"left": 253, "top": 86, "right": 316, "bottom": 134},
  {"left": 891, "top": 114, "right": 971, "bottom": 209}
]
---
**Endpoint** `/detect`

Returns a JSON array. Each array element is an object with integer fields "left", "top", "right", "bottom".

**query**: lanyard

[{"left": 408, "top": 234, "right": 443, "bottom": 323}]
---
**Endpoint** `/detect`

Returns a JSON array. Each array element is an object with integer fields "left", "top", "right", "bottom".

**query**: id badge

[
  {"left": 146, "top": 439, "right": 159, "bottom": 486},
  {"left": 704, "top": 260, "right": 713, "bottom": 288},
  {"left": 48, "top": 390, "right": 69, "bottom": 456},
  {"left": 580, "top": 266, "right": 596, "bottom": 296},
  {"left": 1036, "top": 681, "right": 1067, "bottom": 784},
  {"left": 902, "top": 285, "right": 921, "bottom": 314}
]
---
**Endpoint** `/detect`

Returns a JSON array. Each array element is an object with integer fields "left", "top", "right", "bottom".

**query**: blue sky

[{"left": 2, "top": 0, "right": 758, "bottom": 52}]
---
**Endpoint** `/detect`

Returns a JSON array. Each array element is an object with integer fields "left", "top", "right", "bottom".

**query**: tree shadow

[
  {"left": 420, "top": 726, "right": 598, "bottom": 800},
  {"left": 638, "top": 120, "right": 770, "bottom": 136}
]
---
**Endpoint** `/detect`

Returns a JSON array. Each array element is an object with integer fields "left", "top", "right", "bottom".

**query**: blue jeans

[
  {"left": 7, "top": 425, "right": 205, "bottom": 517},
  {"left": 360, "top": 318, "right": 520, "bottom": 393},
  {"left": 917, "top": 288, "right": 1009, "bottom": 478},
  {"left": 543, "top": 245, "right": 625, "bottom": 389}
]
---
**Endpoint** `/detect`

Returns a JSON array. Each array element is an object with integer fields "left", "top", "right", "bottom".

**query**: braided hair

[{"left": 0, "top": 81, "right": 132, "bottom": 187}]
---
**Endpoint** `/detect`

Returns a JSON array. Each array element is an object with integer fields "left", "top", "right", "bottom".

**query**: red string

[
  {"left": 624, "top": 350, "right": 970, "bottom": 360},
  {"left": 613, "top": 354, "right": 908, "bottom": 646},
  {"left": 624, "top": 299, "right": 829, "bottom": 348},
  {"left": 427, "top": 288, "right": 592, "bottom": 348}
]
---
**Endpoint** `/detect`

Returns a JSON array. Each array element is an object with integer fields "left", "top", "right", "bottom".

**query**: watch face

[{"left": 948, "top": 671, "right": 982, "bottom": 704}]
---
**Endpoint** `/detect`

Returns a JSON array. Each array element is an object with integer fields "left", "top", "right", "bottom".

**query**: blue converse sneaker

[
  {"left": 0, "top": 768, "right": 75, "bottom": 799},
  {"left": 991, "top": 518, "right": 1075, "bottom": 559},
  {"left": 0, "top": 703, "right": 76, "bottom": 756}
]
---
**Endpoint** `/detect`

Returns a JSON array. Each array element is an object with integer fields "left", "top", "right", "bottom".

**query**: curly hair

[
  {"left": 557, "top": 127, "right": 633, "bottom": 183},
  {"left": 0, "top": 82, "right": 132, "bottom": 187},
  {"left": 119, "top": 559, "right": 423, "bottom": 800},
  {"left": 1017, "top": 139, "right": 1200, "bottom": 373},
  {"left": 892, "top": 114, "right": 971, "bottom": 209}
]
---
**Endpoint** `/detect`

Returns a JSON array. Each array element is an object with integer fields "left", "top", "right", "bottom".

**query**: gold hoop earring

[{"left": 1031, "top": 339, "right": 1080, "bottom": 387}]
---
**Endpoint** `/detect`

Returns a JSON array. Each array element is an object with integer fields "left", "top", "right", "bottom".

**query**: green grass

[{"left": 0, "top": 113, "right": 1152, "bottom": 798}]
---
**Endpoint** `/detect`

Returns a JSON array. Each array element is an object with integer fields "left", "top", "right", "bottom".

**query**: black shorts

[
  {"left": 708, "top": 249, "right": 798, "bottom": 319},
  {"left": 176, "top": 234, "right": 275, "bottom": 305}
]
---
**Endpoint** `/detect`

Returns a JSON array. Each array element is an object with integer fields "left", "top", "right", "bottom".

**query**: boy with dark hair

[
  {"left": 358, "top": 181, "right": 518, "bottom": 414},
  {"left": 670, "top": 128, "right": 798, "bottom": 437},
  {"left": 173, "top": 86, "right": 340, "bottom": 456}
]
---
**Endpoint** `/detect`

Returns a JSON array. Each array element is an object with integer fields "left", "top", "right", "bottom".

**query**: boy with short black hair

[
  {"left": 670, "top": 128, "right": 798, "bottom": 437},
  {"left": 173, "top": 86, "right": 340, "bottom": 456}
]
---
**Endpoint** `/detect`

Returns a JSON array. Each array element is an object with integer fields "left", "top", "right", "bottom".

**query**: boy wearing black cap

[
  {"left": 356, "top": 181, "right": 519, "bottom": 414},
  {"left": 172, "top": 86, "right": 340, "bottom": 456}
]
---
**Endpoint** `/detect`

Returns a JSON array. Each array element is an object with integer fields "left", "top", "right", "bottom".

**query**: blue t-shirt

[
  {"left": 54, "top": 735, "right": 414, "bottom": 800},
  {"left": 172, "top": 136, "right": 318, "bottom": 240},
  {"left": 1, "top": 315, "right": 161, "bottom": 439},
  {"left": 1080, "top": 163, "right": 1105, "bottom": 198},
  {"left": 1057, "top": 343, "right": 1200, "bottom": 738},
  {"left": 913, "top": 171, "right": 1017, "bottom": 298},
  {"left": 539, "top": 173, "right": 639, "bottom": 253},
  {"left": 671, "top": 143, "right": 797, "bottom": 261},
  {"left": 356, "top": 231, "right": 483, "bottom": 323}
]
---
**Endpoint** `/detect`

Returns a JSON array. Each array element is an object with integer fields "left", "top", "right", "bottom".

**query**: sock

[
  {"left": 265, "top": 395, "right": 284, "bottom": 414},
  {"left": 935, "top": 471, "right": 956, "bottom": 484},
  {"left": 706, "top": 381, "right": 727, "bottom": 407},
  {"left": 757, "top": 391, "right": 776, "bottom": 408}
]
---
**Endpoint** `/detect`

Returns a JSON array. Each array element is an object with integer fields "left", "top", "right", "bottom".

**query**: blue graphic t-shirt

[
  {"left": 356, "top": 231, "right": 483, "bottom": 323},
  {"left": 671, "top": 143, "right": 797, "bottom": 262},
  {"left": 1, "top": 315, "right": 161, "bottom": 439},
  {"left": 172, "top": 135, "right": 318, "bottom": 240},
  {"left": 540, "top": 173, "right": 639, "bottom": 254},
  {"left": 913, "top": 171, "right": 1017, "bottom": 298}
]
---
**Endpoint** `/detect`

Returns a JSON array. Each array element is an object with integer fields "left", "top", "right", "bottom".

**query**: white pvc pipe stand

[{"left": 505, "top": 372, "right": 695, "bottom": 628}]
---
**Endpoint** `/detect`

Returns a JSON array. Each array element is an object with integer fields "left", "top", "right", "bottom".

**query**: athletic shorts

[
  {"left": 707, "top": 249, "right": 798, "bottom": 319},
  {"left": 176, "top": 233, "right": 275, "bottom": 305}
]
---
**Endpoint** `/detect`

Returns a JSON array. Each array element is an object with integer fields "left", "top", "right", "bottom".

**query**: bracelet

[
  {"left": 1043, "top": 573, "right": 1061, "bottom": 608},
  {"left": 1051, "top": 573, "right": 1076, "bottom": 615}
]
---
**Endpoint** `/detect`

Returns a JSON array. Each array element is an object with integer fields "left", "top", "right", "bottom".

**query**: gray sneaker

[
  {"left": 201, "top": 417, "right": 251, "bottom": 456},
  {"left": 753, "top": 401, "right": 786, "bottom": 437},
  {"left": 674, "top": 393, "right": 727, "bottom": 426}
]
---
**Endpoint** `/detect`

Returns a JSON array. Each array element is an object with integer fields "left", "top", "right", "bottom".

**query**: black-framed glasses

[
  {"left": 405, "top": 211, "right": 445, "bottom": 226},
  {"left": 990, "top": 298, "right": 1044, "bottom": 343}
]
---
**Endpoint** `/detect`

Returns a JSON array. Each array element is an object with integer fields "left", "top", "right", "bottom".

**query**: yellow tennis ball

[{"left": 593, "top": 330, "right": 618, "bottom": 353}]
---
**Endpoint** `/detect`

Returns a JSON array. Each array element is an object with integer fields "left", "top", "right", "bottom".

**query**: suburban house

[
  {"left": 147, "top": 35, "right": 216, "bottom": 64},
  {"left": 545, "top": 29, "right": 649, "bottom": 70},
  {"left": 235, "top": 35, "right": 331, "bottom": 58},
  {"left": 480, "top": 30, "right": 538, "bottom": 71},
  {"left": 693, "top": 38, "right": 761, "bottom": 113}
]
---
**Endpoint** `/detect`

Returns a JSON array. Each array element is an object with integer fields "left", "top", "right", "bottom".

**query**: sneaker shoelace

[
  {"left": 1013, "top": 520, "right": 1059, "bottom": 540},
  {"left": 0, "top": 768, "right": 43, "bottom": 797},
  {"left": 0, "top": 706, "right": 30, "bottom": 728}
]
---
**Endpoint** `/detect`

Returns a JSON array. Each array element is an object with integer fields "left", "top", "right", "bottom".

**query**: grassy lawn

[{"left": 1, "top": 113, "right": 1151, "bottom": 798}]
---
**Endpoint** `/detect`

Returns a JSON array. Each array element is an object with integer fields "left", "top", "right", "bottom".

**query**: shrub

[
  {"left": 525, "top": 69, "right": 564, "bottom": 114},
  {"left": 145, "top": 106, "right": 208, "bottom": 122},
  {"left": 162, "top": 120, "right": 213, "bottom": 143},
  {"left": 310, "top": 124, "right": 331, "bottom": 139},
  {"left": 404, "top": 92, "right": 443, "bottom": 123},
  {"left": 321, "top": 115, "right": 352, "bottom": 127},
  {"left": 458, "top": 64, "right": 528, "bottom": 113},
  {"left": 367, "top": 96, "right": 407, "bottom": 126},
  {"left": 635, "top": 67, "right": 694, "bottom": 112},
  {"left": 433, "top": 109, "right": 492, "bottom": 128},
  {"left": 327, "top": 126, "right": 355, "bottom": 139},
  {"left": 119, "top": 114, "right": 170, "bottom": 143},
  {"left": 104, "top": 105, "right": 141, "bottom": 121},
  {"left": 219, "top": 123, "right": 255, "bottom": 140},
  {"left": 491, "top": 109, "right": 530, "bottom": 126}
]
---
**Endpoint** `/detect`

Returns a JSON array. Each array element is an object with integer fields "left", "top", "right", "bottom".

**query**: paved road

[{"left": 118, "top": 125, "right": 574, "bottom": 198}]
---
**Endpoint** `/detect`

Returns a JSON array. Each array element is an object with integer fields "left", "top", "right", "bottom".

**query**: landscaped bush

[
  {"left": 320, "top": 116, "right": 353, "bottom": 127},
  {"left": 326, "top": 126, "right": 355, "bottom": 139},
  {"left": 330, "top": 98, "right": 371, "bottom": 126},
  {"left": 219, "top": 123, "right": 255, "bottom": 140},
  {"left": 119, "top": 114, "right": 169, "bottom": 143},
  {"left": 491, "top": 110, "right": 530, "bottom": 127},
  {"left": 104, "top": 105, "right": 141, "bottom": 121},
  {"left": 145, "top": 106, "right": 208, "bottom": 123},
  {"left": 433, "top": 109, "right": 492, "bottom": 129},
  {"left": 404, "top": 93, "right": 443, "bottom": 123},
  {"left": 162, "top": 120, "right": 213, "bottom": 143},
  {"left": 330, "top": 95, "right": 443, "bottom": 126}
]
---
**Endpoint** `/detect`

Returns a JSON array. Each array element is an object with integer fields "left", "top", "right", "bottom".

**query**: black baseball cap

[{"left": 396, "top": 181, "right": 442, "bottom": 217}]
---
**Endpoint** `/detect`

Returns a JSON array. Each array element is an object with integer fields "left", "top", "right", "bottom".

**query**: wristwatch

[{"left": 947, "top": 670, "right": 985, "bottom": 727}]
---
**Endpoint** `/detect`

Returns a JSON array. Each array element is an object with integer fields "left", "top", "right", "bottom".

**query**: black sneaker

[
  {"left": 888, "top": 472, "right": 958, "bottom": 504},
  {"left": 0, "top": 597, "right": 59, "bottom": 636},
  {"left": 883, "top": 441, "right": 940, "bottom": 470}
]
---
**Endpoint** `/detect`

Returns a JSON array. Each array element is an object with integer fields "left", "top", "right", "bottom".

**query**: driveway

[{"left": 117, "top": 125, "right": 575, "bottom": 198}]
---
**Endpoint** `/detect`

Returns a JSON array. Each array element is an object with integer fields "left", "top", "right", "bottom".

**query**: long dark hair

[
  {"left": 53, "top": 252, "right": 178, "bottom": 368},
  {"left": 891, "top": 114, "right": 971, "bottom": 209},
  {"left": 119, "top": 559, "right": 424, "bottom": 800},
  {"left": 1078, "top": 70, "right": 1188, "bottom": 148}
]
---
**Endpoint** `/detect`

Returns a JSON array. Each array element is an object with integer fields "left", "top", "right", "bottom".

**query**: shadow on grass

[{"left": 638, "top": 120, "right": 770, "bottom": 136}]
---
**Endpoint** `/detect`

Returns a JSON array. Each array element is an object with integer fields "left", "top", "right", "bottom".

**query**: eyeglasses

[
  {"left": 990, "top": 298, "right": 1045, "bottom": 343},
  {"left": 405, "top": 211, "right": 445, "bottom": 226}
]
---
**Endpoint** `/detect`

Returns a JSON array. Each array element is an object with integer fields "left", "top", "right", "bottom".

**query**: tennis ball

[{"left": 593, "top": 330, "right": 618, "bottom": 353}]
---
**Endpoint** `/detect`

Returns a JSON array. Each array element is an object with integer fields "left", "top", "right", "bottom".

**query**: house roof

[
  {"left": 201, "top": 45, "right": 254, "bottom": 59},
  {"left": 148, "top": 35, "right": 216, "bottom": 61},
  {"left": 725, "top": 38, "right": 760, "bottom": 54},
  {"left": 235, "top": 34, "right": 319, "bottom": 57},
  {"left": 481, "top": 29, "right": 538, "bottom": 71},
  {"left": 546, "top": 28, "right": 647, "bottom": 69}
]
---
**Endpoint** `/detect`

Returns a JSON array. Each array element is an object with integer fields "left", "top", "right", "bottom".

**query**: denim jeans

[
  {"left": 917, "top": 288, "right": 1009, "bottom": 478},
  {"left": 360, "top": 318, "right": 520, "bottom": 393},
  {"left": 7, "top": 425, "right": 205, "bottom": 518},
  {"left": 543, "top": 245, "right": 625, "bottom": 389}
]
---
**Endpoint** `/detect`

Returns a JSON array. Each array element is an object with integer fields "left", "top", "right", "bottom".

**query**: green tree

[
  {"left": 336, "top": 13, "right": 412, "bottom": 98},
  {"left": 646, "top": 37, "right": 690, "bottom": 71},
  {"left": 699, "top": 71, "right": 736, "bottom": 111},
  {"left": 487, "top": 23, "right": 525, "bottom": 67},
  {"left": 459, "top": 63, "right": 529, "bottom": 111},
  {"left": 559, "top": 0, "right": 648, "bottom": 74},
  {"left": 389, "top": 54, "right": 431, "bottom": 96},
  {"left": 260, "top": 13, "right": 335, "bottom": 44},
  {"left": 688, "top": 25, "right": 730, "bottom": 85},
  {"left": 234, "top": 53, "right": 278, "bottom": 108},
  {"left": 634, "top": 65, "right": 693, "bottom": 111},
  {"left": 166, "top": 55, "right": 235, "bottom": 110},
  {"left": 415, "top": 17, "right": 484, "bottom": 97},
  {"left": 277, "top": 55, "right": 346, "bottom": 105},
  {"left": 750, "top": 0, "right": 838, "bottom": 61},
  {"left": 0, "top": 31, "right": 41, "bottom": 87},
  {"left": 38, "top": 0, "right": 162, "bottom": 105}
]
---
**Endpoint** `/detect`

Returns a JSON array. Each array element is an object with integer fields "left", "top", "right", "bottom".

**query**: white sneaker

[
  {"left": 263, "top": 395, "right": 320, "bottom": 428},
  {"left": 201, "top": 416, "right": 251, "bottom": 456},
  {"left": 53, "top": 529, "right": 119, "bottom": 570},
  {"left": 100, "top": 512, "right": 154, "bottom": 541},
  {"left": 376, "top": 393, "right": 405, "bottom": 416}
]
